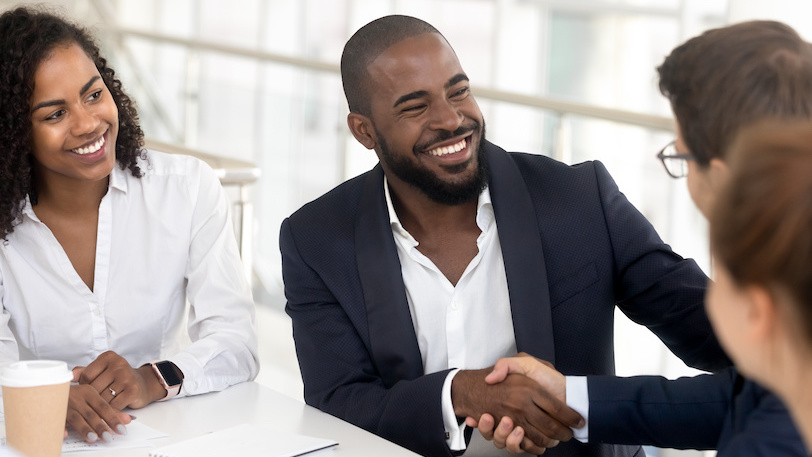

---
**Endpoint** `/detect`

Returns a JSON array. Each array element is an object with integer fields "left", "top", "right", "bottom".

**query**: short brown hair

[
  {"left": 711, "top": 120, "right": 812, "bottom": 343},
  {"left": 658, "top": 21, "right": 812, "bottom": 166}
]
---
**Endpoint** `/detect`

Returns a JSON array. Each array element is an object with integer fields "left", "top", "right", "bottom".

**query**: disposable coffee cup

[{"left": 0, "top": 360, "right": 72, "bottom": 457}]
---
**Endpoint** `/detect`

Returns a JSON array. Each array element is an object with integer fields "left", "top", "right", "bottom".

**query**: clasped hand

[
  {"left": 68, "top": 351, "right": 156, "bottom": 443},
  {"left": 454, "top": 353, "right": 584, "bottom": 455}
]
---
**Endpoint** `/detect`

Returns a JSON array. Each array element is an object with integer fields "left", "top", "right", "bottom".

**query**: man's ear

[
  {"left": 708, "top": 157, "right": 730, "bottom": 193},
  {"left": 347, "top": 113, "right": 377, "bottom": 150}
]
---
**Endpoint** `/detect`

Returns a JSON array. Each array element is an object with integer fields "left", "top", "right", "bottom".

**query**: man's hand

[
  {"left": 486, "top": 353, "right": 566, "bottom": 398},
  {"left": 451, "top": 366, "right": 582, "bottom": 451},
  {"left": 464, "top": 354, "right": 582, "bottom": 454},
  {"left": 465, "top": 414, "right": 543, "bottom": 455}
]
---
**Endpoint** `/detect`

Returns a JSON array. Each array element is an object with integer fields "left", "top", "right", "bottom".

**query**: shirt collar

[
  {"left": 21, "top": 194, "right": 37, "bottom": 222},
  {"left": 20, "top": 165, "right": 129, "bottom": 223},
  {"left": 384, "top": 176, "right": 494, "bottom": 237},
  {"left": 109, "top": 162, "right": 129, "bottom": 194}
]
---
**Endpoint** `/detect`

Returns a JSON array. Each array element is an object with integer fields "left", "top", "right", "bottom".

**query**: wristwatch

[{"left": 143, "top": 360, "right": 184, "bottom": 401}]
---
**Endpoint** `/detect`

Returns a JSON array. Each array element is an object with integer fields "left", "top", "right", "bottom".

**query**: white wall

[{"left": 729, "top": 0, "right": 812, "bottom": 40}]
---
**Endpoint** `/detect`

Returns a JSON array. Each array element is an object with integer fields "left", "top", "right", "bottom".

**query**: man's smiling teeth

[
  {"left": 427, "top": 138, "right": 466, "bottom": 157},
  {"left": 72, "top": 136, "right": 104, "bottom": 155}
]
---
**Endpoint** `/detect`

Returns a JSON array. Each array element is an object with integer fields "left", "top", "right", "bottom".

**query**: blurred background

[{"left": 4, "top": 1, "right": 810, "bottom": 455}]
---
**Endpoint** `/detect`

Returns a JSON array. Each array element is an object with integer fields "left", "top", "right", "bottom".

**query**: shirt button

[
  {"left": 93, "top": 307, "right": 101, "bottom": 316},
  {"left": 451, "top": 301, "right": 460, "bottom": 310}
]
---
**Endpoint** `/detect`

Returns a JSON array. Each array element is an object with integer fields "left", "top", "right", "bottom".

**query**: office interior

[{"left": 4, "top": 1, "right": 810, "bottom": 455}]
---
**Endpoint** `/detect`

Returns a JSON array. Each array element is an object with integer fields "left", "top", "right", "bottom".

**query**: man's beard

[{"left": 376, "top": 121, "right": 489, "bottom": 206}]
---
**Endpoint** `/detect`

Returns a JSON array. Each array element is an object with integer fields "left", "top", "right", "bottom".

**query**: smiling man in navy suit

[{"left": 280, "top": 15, "right": 729, "bottom": 457}]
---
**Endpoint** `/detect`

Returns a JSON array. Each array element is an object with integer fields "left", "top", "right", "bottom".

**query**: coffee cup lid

[{"left": 0, "top": 360, "right": 73, "bottom": 387}]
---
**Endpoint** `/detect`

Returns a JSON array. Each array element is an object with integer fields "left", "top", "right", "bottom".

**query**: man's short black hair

[{"left": 341, "top": 15, "right": 443, "bottom": 115}]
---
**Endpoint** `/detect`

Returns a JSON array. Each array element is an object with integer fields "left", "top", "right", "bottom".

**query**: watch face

[{"left": 155, "top": 361, "right": 183, "bottom": 386}]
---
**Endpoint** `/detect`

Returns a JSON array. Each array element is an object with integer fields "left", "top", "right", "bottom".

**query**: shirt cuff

[
  {"left": 442, "top": 368, "right": 467, "bottom": 451},
  {"left": 566, "top": 376, "right": 589, "bottom": 443}
]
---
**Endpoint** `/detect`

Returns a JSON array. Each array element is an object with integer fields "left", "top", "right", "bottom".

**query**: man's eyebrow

[
  {"left": 31, "top": 76, "right": 101, "bottom": 113},
  {"left": 392, "top": 74, "right": 470, "bottom": 109},
  {"left": 445, "top": 73, "right": 469, "bottom": 89},
  {"left": 393, "top": 90, "right": 429, "bottom": 108}
]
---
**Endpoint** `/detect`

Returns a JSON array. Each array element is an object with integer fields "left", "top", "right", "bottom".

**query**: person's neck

[
  {"left": 790, "top": 370, "right": 812, "bottom": 451},
  {"left": 387, "top": 179, "right": 479, "bottom": 240},
  {"left": 34, "top": 175, "right": 109, "bottom": 215},
  {"left": 776, "top": 352, "right": 812, "bottom": 452}
]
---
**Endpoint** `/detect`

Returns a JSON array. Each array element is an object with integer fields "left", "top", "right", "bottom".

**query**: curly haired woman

[{"left": 0, "top": 6, "right": 258, "bottom": 443}]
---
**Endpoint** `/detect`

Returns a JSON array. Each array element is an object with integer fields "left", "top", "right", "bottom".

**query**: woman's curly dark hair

[{"left": 0, "top": 6, "right": 146, "bottom": 240}]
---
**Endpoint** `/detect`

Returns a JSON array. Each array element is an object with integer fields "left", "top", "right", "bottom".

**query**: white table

[{"left": 67, "top": 382, "right": 420, "bottom": 457}]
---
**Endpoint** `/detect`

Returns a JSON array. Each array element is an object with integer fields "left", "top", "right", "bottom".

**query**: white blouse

[{"left": 0, "top": 151, "right": 259, "bottom": 396}]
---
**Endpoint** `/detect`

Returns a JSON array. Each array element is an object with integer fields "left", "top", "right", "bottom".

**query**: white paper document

[
  {"left": 62, "top": 420, "right": 168, "bottom": 452},
  {"left": 148, "top": 423, "right": 338, "bottom": 457}
]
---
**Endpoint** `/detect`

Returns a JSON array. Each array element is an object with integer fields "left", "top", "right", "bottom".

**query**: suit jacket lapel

[
  {"left": 356, "top": 165, "right": 424, "bottom": 386},
  {"left": 486, "top": 142, "right": 556, "bottom": 365}
]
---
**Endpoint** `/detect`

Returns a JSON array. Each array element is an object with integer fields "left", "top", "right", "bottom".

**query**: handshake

[{"left": 452, "top": 353, "right": 585, "bottom": 455}]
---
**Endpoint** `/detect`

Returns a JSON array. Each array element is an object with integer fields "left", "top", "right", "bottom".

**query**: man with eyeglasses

[
  {"left": 656, "top": 141, "right": 692, "bottom": 179},
  {"left": 470, "top": 20, "right": 810, "bottom": 456}
]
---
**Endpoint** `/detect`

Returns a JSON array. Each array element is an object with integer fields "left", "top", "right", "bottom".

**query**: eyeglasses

[{"left": 656, "top": 141, "right": 694, "bottom": 179}]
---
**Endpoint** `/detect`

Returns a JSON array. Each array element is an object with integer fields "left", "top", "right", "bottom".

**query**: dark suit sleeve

[
  {"left": 280, "top": 218, "right": 455, "bottom": 457},
  {"left": 589, "top": 370, "right": 808, "bottom": 457},
  {"left": 592, "top": 161, "right": 730, "bottom": 371},
  {"left": 717, "top": 381, "right": 808, "bottom": 457},
  {"left": 587, "top": 369, "right": 734, "bottom": 449}
]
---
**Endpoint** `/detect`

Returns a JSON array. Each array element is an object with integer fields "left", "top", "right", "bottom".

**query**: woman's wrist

[{"left": 136, "top": 364, "right": 171, "bottom": 403}]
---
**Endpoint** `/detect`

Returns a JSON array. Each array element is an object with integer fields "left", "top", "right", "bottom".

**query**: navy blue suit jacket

[
  {"left": 280, "top": 141, "right": 729, "bottom": 457},
  {"left": 588, "top": 368, "right": 807, "bottom": 456}
]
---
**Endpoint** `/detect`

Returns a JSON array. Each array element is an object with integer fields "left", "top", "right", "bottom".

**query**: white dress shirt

[
  {"left": 0, "top": 151, "right": 259, "bottom": 397},
  {"left": 386, "top": 179, "right": 589, "bottom": 455},
  {"left": 385, "top": 180, "right": 517, "bottom": 454}
]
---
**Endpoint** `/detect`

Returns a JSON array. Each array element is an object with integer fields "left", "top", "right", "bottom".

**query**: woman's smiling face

[{"left": 29, "top": 42, "right": 118, "bottom": 186}]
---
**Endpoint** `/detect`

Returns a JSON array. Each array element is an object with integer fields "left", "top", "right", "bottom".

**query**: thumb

[
  {"left": 485, "top": 357, "right": 531, "bottom": 384},
  {"left": 484, "top": 362, "right": 509, "bottom": 384}
]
